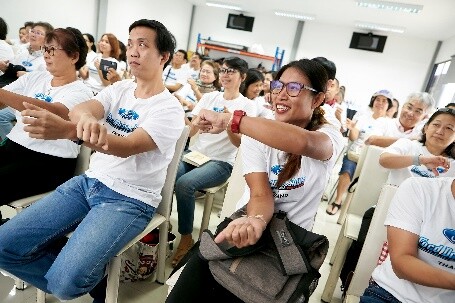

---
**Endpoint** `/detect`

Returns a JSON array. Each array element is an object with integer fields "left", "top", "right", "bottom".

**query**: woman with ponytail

[{"left": 167, "top": 59, "right": 344, "bottom": 303}]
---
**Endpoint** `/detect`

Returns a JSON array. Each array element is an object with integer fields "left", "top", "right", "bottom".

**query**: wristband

[
  {"left": 413, "top": 155, "right": 421, "bottom": 166},
  {"left": 243, "top": 214, "right": 267, "bottom": 229},
  {"left": 230, "top": 110, "right": 246, "bottom": 134}
]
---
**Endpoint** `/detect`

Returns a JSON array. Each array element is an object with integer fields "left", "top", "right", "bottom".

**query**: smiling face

[
  {"left": 272, "top": 67, "right": 324, "bottom": 127},
  {"left": 126, "top": 26, "right": 168, "bottom": 81},
  {"left": 246, "top": 80, "right": 264, "bottom": 100},
  {"left": 424, "top": 112, "right": 455, "bottom": 153},
  {"left": 98, "top": 34, "right": 112, "bottom": 56},
  {"left": 219, "top": 65, "right": 244, "bottom": 92},
  {"left": 199, "top": 62, "right": 216, "bottom": 84},
  {"left": 371, "top": 95, "right": 390, "bottom": 117},
  {"left": 399, "top": 99, "right": 428, "bottom": 130}
]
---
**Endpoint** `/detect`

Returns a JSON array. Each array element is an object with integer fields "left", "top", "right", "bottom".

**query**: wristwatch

[{"left": 230, "top": 110, "right": 246, "bottom": 134}]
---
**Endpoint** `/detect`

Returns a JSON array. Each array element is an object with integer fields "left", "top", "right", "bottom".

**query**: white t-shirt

[
  {"left": 11, "top": 47, "right": 46, "bottom": 72},
  {"left": 348, "top": 112, "right": 387, "bottom": 154},
  {"left": 0, "top": 40, "right": 14, "bottom": 61},
  {"left": 371, "top": 117, "right": 423, "bottom": 139},
  {"left": 162, "top": 65, "right": 190, "bottom": 88},
  {"left": 190, "top": 91, "right": 256, "bottom": 166},
  {"left": 249, "top": 96, "right": 274, "bottom": 119},
  {"left": 372, "top": 177, "right": 455, "bottom": 303},
  {"left": 236, "top": 124, "right": 344, "bottom": 230},
  {"left": 382, "top": 138, "right": 455, "bottom": 186},
  {"left": 83, "top": 53, "right": 120, "bottom": 94},
  {"left": 322, "top": 103, "right": 342, "bottom": 131},
  {"left": 86, "top": 80, "right": 185, "bottom": 206},
  {"left": 5, "top": 71, "right": 93, "bottom": 158}
]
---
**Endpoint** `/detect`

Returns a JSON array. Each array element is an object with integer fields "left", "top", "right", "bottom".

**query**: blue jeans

[
  {"left": 0, "top": 106, "right": 15, "bottom": 139},
  {"left": 175, "top": 155, "right": 233, "bottom": 235},
  {"left": 360, "top": 280, "right": 402, "bottom": 303},
  {"left": 0, "top": 175, "right": 155, "bottom": 301}
]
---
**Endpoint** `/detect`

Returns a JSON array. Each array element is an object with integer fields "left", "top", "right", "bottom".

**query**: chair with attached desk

[{"left": 321, "top": 145, "right": 390, "bottom": 303}]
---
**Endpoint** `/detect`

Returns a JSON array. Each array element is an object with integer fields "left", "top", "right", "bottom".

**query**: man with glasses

[{"left": 366, "top": 92, "right": 435, "bottom": 147}]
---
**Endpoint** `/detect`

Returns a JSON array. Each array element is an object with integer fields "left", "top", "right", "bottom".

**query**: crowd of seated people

[{"left": 1, "top": 17, "right": 455, "bottom": 303}]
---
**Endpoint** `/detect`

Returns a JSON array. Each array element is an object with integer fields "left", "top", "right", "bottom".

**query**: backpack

[{"left": 199, "top": 210, "right": 329, "bottom": 303}]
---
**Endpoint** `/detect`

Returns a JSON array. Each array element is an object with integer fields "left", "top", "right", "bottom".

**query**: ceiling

[{"left": 187, "top": 0, "right": 455, "bottom": 41}]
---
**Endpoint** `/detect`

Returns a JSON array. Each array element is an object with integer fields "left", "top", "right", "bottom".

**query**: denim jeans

[
  {"left": 360, "top": 280, "right": 402, "bottom": 303},
  {"left": 0, "top": 175, "right": 155, "bottom": 301},
  {"left": 0, "top": 106, "right": 15, "bottom": 139},
  {"left": 175, "top": 155, "right": 233, "bottom": 235}
]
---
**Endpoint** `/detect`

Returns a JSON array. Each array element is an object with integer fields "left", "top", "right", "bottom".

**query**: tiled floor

[{"left": 0, "top": 195, "right": 344, "bottom": 303}]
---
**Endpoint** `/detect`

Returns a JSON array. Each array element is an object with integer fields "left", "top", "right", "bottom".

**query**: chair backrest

[
  {"left": 219, "top": 149, "right": 245, "bottom": 219},
  {"left": 156, "top": 125, "right": 190, "bottom": 217},
  {"left": 345, "top": 184, "right": 398, "bottom": 298},
  {"left": 346, "top": 145, "right": 389, "bottom": 217},
  {"left": 75, "top": 145, "right": 92, "bottom": 175}
]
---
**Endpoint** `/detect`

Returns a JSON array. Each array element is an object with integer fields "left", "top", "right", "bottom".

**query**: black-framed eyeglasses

[
  {"left": 219, "top": 68, "right": 238, "bottom": 75},
  {"left": 270, "top": 80, "right": 318, "bottom": 97},
  {"left": 437, "top": 107, "right": 455, "bottom": 115},
  {"left": 42, "top": 46, "right": 64, "bottom": 56}
]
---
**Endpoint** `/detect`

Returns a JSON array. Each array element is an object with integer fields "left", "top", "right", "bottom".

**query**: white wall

[
  {"left": 2, "top": 0, "right": 450, "bottom": 110},
  {"left": 2, "top": 0, "right": 98, "bottom": 38},
  {"left": 105, "top": 0, "right": 192, "bottom": 48}
]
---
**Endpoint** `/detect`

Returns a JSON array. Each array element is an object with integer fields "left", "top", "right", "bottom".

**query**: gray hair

[{"left": 405, "top": 92, "right": 435, "bottom": 113}]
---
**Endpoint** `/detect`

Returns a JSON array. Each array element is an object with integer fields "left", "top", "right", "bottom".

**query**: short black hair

[
  {"left": 0, "top": 17, "right": 7, "bottom": 40},
  {"left": 128, "top": 19, "right": 176, "bottom": 69},
  {"left": 83, "top": 33, "right": 96, "bottom": 52},
  {"left": 311, "top": 56, "right": 336, "bottom": 80}
]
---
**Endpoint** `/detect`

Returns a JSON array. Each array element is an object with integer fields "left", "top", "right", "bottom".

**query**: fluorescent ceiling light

[
  {"left": 356, "top": 0, "right": 423, "bottom": 13},
  {"left": 206, "top": 1, "right": 242, "bottom": 11},
  {"left": 355, "top": 21, "right": 406, "bottom": 33},
  {"left": 275, "top": 11, "right": 315, "bottom": 21}
]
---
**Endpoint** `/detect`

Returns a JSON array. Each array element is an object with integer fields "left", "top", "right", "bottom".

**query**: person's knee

[
  {"left": 175, "top": 177, "right": 196, "bottom": 195},
  {"left": 47, "top": 271, "right": 89, "bottom": 300}
]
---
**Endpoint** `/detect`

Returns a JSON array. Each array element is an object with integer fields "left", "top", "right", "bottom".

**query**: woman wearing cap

[{"left": 327, "top": 89, "right": 392, "bottom": 215}]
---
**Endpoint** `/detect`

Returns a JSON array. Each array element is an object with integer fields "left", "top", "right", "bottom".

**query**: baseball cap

[{"left": 372, "top": 89, "right": 393, "bottom": 101}]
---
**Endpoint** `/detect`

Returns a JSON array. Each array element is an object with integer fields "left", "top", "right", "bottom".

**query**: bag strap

[
  {"left": 348, "top": 176, "right": 359, "bottom": 193},
  {"left": 269, "top": 212, "right": 309, "bottom": 276}
]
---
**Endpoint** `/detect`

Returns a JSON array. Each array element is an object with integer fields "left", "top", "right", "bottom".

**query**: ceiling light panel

[
  {"left": 206, "top": 1, "right": 242, "bottom": 11},
  {"left": 356, "top": 0, "right": 423, "bottom": 14},
  {"left": 275, "top": 11, "right": 316, "bottom": 21},
  {"left": 355, "top": 21, "right": 406, "bottom": 33}
]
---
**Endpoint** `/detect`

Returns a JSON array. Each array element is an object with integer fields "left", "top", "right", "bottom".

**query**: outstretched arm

[
  {"left": 0, "top": 89, "right": 70, "bottom": 119},
  {"left": 388, "top": 226, "right": 455, "bottom": 290},
  {"left": 193, "top": 109, "right": 334, "bottom": 161}
]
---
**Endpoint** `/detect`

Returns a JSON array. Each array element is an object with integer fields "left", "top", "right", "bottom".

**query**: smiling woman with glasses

[
  {"left": 171, "top": 56, "right": 254, "bottom": 268},
  {"left": 167, "top": 59, "right": 345, "bottom": 303}
]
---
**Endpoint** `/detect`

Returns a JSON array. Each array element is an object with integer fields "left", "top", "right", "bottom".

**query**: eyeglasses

[
  {"left": 42, "top": 46, "right": 64, "bottom": 56},
  {"left": 29, "top": 29, "right": 45, "bottom": 37},
  {"left": 270, "top": 80, "right": 318, "bottom": 97},
  {"left": 437, "top": 107, "right": 455, "bottom": 115},
  {"left": 200, "top": 69, "right": 213, "bottom": 74},
  {"left": 219, "top": 68, "right": 238, "bottom": 75}
]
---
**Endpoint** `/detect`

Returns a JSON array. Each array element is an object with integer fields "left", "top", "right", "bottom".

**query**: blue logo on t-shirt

[
  {"left": 34, "top": 93, "right": 52, "bottom": 102},
  {"left": 22, "top": 60, "right": 32, "bottom": 67},
  {"left": 443, "top": 229, "right": 455, "bottom": 244},
  {"left": 118, "top": 108, "right": 139, "bottom": 120},
  {"left": 213, "top": 107, "right": 224, "bottom": 113}
]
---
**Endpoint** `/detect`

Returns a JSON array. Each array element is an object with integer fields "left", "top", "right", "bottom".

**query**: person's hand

[
  {"left": 335, "top": 106, "right": 342, "bottom": 121},
  {"left": 77, "top": 112, "right": 108, "bottom": 149},
  {"left": 187, "top": 78, "right": 197, "bottom": 89},
  {"left": 0, "top": 60, "right": 8, "bottom": 73},
  {"left": 21, "top": 102, "right": 72, "bottom": 140},
  {"left": 192, "top": 109, "right": 231, "bottom": 134},
  {"left": 420, "top": 155, "right": 451, "bottom": 176},
  {"left": 78, "top": 66, "right": 89, "bottom": 79},
  {"left": 107, "top": 68, "right": 121, "bottom": 84},
  {"left": 214, "top": 216, "right": 265, "bottom": 248},
  {"left": 16, "top": 70, "right": 27, "bottom": 77},
  {"left": 94, "top": 59, "right": 100, "bottom": 70},
  {"left": 346, "top": 118, "right": 357, "bottom": 131}
]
